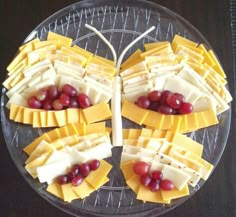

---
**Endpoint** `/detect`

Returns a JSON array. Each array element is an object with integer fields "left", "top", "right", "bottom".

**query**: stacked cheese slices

[{"left": 2, "top": 30, "right": 232, "bottom": 204}]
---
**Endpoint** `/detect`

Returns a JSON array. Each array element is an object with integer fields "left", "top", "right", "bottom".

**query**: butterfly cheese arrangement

[{"left": 2, "top": 24, "right": 232, "bottom": 204}]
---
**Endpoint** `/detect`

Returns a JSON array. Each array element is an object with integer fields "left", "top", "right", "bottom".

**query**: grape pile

[
  {"left": 133, "top": 161, "right": 174, "bottom": 191},
  {"left": 27, "top": 84, "right": 92, "bottom": 110},
  {"left": 136, "top": 90, "right": 193, "bottom": 115},
  {"left": 57, "top": 159, "right": 100, "bottom": 186}
]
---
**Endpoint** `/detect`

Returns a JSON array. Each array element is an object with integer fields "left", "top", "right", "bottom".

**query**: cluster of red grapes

[
  {"left": 27, "top": 84, "right": 92, "bottom": 110},
  {"left": 133, "top": 161, "right": 174, "bottom": 191},
  {"left": 57, "top": 159, "right": 100, "bottom": 186},
  {"left": 136, "top": 90, "right": 193, "bottom": 115}
]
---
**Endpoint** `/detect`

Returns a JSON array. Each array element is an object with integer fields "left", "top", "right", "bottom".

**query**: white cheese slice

[
  {"left": 6, "top": 92, "right": 27, "bottom": 109},
  {"left": 161, "top": 164, "right": 191, "bottom": 190},
  {"left": 37, "top": 158, "right": 71, "bottom": 184}
]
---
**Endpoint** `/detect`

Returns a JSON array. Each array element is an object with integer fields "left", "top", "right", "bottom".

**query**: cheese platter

[{"left": 0, "top": 0, "right": 232, "bottom": 216}]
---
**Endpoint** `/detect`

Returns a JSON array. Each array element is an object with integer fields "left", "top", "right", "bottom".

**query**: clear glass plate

[{"left": 0, "top": 0, "right": 231, "bottom": 216}]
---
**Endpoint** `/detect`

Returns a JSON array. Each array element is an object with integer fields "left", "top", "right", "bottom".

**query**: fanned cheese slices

[{"left": 3, "top": 28, "right": 232, "bottom": 203}]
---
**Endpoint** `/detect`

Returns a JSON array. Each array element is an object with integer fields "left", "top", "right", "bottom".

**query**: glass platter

[{"left": 0, "top": 0, "right": 231, "bottom": 216}]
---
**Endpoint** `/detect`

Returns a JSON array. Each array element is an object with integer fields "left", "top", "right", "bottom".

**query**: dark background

[{"left": 0, "top": 0, "right": 235, "bottom": 217}]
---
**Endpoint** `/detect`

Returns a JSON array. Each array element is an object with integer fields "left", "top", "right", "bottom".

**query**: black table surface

[{"left": 0, "top": 0, "right": 235, "bottom": 217}]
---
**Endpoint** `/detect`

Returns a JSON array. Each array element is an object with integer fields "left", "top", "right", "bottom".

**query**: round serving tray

[{"left": 1, "top": 0, "right": 231, "bottom": 216}]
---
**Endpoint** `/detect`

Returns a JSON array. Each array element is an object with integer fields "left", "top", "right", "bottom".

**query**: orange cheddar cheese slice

[
  {"left": 72, "top": 180, "right": 95, "bottom": 199},
  {"left": 142, "top": 110, "right": 164, "bottom": 129},
  {"left": 57, "top": 125, "right": 70, "bottom": 137},
  {"left": 122, "top": 129, "right": 130, "bottom": 140},
  {"left": 82, "top": 103, "right": 112, "bottom": 124},
  {"left": 61, "top": 183, "right": 80, "bottom": 202},
  {"left": 85, "top": 122, "right": 106, "bottom": 134},
  {"left": 172, "top": 34, "right": 198, "bottom": 50},
  {"left": 47, "top": 31, "right": 73, "bottom": 47},
  {"left": 66, "top": 108, "right": 80, "bottom": 124},
  {"left": 144, "top": 41, "right": 170, "bottom": 51},
  {"left": 120, "top": 160, "right": 136, "bottom": 180},
  {"left": 161, "top": 185, "right": 189, "bottom": 201},
  {"left": 171, "top": 133, "right": 203, "bottom": 157},
  {"left": 137, "top": 185, "right": 171, "bottom": 204},
  {"left": 14, "top": 106, "right": 24, "bottom": 123},
  {"left": 9, "top": 104, "right": 20, "bottom": 120},
  {"left": 47, "top": 182, "right": 64, "bottom": 200},
  {"left": 46, "top": 111, "right": 58, "bottom": 127},
  {"left": 140, "top": 128, "right": 153, "bottom": 138},
  {"left": 121, "top": 49, "right": 142, "bottom": 69},
  {"left": 208, "top": 50, "right": 226, "bottom": 78},
  {"left": 128, "top": 129, "right": 141, "bottom": 139},
  {"left": 126, "top": 173, "right": 140, "bottom": 194},
  {"left": 198, "top": 44, "right": 215, "bottom": 67},
  {"left": 54, "top": 110, "right": 67, "bottom": 127},
  {"left": 122, "top": 100, "right": 149, "bottom": 125},
  {"left": 85, "top": 160, "right": 112, "bottom": 190}
]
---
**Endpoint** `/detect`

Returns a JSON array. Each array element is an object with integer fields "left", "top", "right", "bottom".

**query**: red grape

[
  {"left": 79, "top": 163, "right": 90, "bottom": 177},
  {"left": 136, "top": 96, "right": 150, "bottom": 109},
  {"left": 56, "top": 175, "right": 69, "bottom": 185},
  {"left": 35, "top": 88, "right": 47, "bottom": 101},
  {"left": 148, "top": 90, "right": 162, "bottom": 102},
  {"left": 69, "top": 96, "right": 79, "bottom": 108},
  {"left": 62, "top": 84, "right": 77, "bottom": 97},
  {"left": 166, "top": 94, "right": 182, "bottom": 109},
  {"left": 158, "top": 104, "right": 173, "bottom": 115},
  {"left": 42, "top": 99, "right": 52, "bottom": 110},
  {"left": 27, "top": 96, "right": 42, "bottom": 109},
  {"left": 151, "top": 170, "right": 163, "bottom": 181},
  {"left": 173, "top": 93, "right": 185, "bottom": 103},
  {"left": 78, "top": 93, "right": 91, "bottom": 108},
  {"left": 133, "top": 161, "right": 150, "bottom": 176},
  {"left": 160, "top": 179, "right": 175, "bottom": 191},
  {"left": 59, "top": 93, "right": 70, "bottom": 106},
  {"left": 70, "top": 164, "right": 80, "bottom": 177},
  {"left": 178, "top": 102, "right": 193, "bottom": 114},
  {"left": 89, "top": 159, "right": 100, "bottom": 171},
  {"left": 160, "top": 90, "right": 172, "bottom": 105},
  {"left": 140, "top": 174, "right": 152, "bottom": 186},
  {"left": 71, "top": 175, "right": 84, "bottom": 186},
  {"left": 52, "top": 99, "right": 63, "bottom": 110},
  {"left": 47, "top": 85, "right": 59, "bottom": 100},
  {"left": 148, "top": 102, "right": 160, "bottom": 111},
  {"left": 149, "top": 180, "right": 160, "bottom": 192}
]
